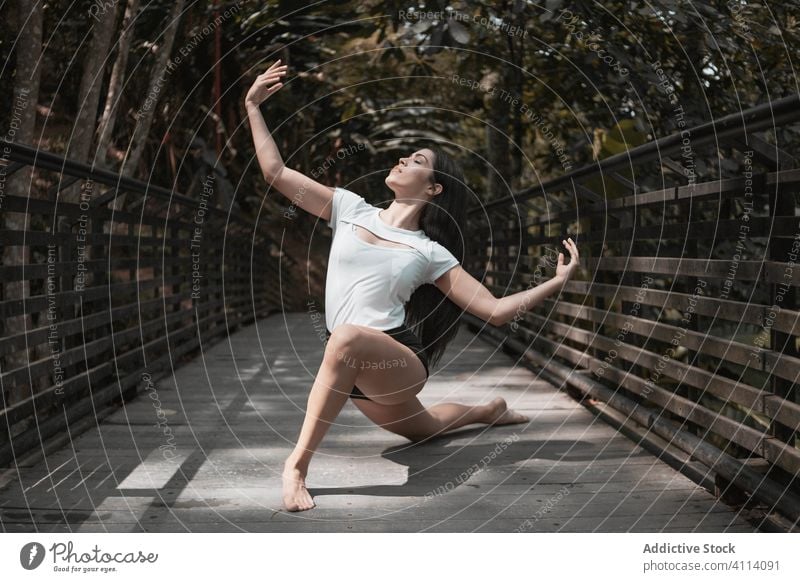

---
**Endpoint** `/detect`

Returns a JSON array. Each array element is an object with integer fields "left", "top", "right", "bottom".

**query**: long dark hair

[{"left": 404, "top": 144, "right": 469, "bottom": 369}]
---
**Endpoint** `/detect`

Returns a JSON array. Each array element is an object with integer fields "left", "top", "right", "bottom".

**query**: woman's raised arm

[
  {"left": 433, "top": 238, "right": 580, "bottom": 327},
  {"left": 244, "top": 60, "right": 334, "bottom": 222}
]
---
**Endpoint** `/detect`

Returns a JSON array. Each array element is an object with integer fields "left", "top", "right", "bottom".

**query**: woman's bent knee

[
  {"left": 325, "top": 324, "right": 369, "bottom": 364},
  {"left": 325, "top": 324, "right": 427, "bottom": 403},
  {"left": 324, "top": 323, "right": 365, "bottom": 367}
]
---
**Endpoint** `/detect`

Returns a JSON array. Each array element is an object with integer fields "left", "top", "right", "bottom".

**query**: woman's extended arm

[
  {"left": 244, "top": 60, "right": 334, "bottom": 221},
  {"left": 434, "top": 238, "right": 580, "bottom": 327}
]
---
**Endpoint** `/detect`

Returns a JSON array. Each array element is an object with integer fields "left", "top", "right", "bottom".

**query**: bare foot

[
  {"left": 485, "top": 397, "right": 529, "bottom": 426},
  {"left": 282, "top": 464, "right": 315, "bottom": 512}
]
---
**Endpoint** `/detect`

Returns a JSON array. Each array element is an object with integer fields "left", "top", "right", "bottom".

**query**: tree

[
  {"left": 61, "top": 0, "right": 122, "bottom": 205},
  {"left": 1, "top": 0, "right": 43, "bottom": 405},
  {"left": 95, "top": 0, "right": 142, "bottom": 169},
  {"left": 111, "top": 0, "right": 187, "bottom": 214}
]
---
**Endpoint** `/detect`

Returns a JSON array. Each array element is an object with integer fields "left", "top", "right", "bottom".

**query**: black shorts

[{"left": 324, "top": 323, "right": 430, "bottom": 401}]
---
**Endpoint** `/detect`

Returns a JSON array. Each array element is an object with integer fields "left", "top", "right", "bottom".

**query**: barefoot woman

[{"left": 245, "top": 61, "right": 581, "bottom": 512}]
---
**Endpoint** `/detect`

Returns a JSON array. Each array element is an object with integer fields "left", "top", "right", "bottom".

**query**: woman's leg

[
  {"left": 351, "top": 395, "right": 529, "bottom": 444},
  {"left": 281, "top": 344, "right": 356, "bottom": 512},
  {"left": 282, "top": 324, "right": 430, "bottom": 511}
]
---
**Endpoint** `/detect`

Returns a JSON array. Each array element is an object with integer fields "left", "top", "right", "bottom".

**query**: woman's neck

[{"left": 379, "top": 200, "right": 424, "bottom": 231}]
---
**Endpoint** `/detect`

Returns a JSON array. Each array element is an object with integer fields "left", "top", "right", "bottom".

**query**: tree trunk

[
  {"left": 484, "top": 69, "right": 512, "bottom": 201},
  {"left": 2, "top": 0, "right": 43, "bottom": 406},
  {"left": 62, "top": 0, "right": 122, "bottom": 204},
  {"left": 112, "top": 0, "right": 187, "bottom": 214},
  {"left": 96, "top": 0, "right": 142, "bottom": 169},
  {"left": 508, "top": 10, "right": 525, "bottom": 191}
]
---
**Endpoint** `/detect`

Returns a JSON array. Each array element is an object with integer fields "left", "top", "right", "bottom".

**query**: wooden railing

[
  {"left": 0, "top": 142, "right": 293, "bottom": 465},
  {"left": 463, "top": 93, "right": 800, "bottom": 526}
]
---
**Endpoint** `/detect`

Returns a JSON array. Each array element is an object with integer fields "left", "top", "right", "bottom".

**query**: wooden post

[{"left": 767, "top": 172, "right": 797, "bottom": 446}]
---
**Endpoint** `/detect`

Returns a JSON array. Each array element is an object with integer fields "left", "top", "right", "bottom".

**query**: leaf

[
  {"left": 446, "top": 19, "right": 470, "bottom": 44},
  {"left": 424, "top": 25, "right": 444, "bottom": 54},
  {"left": 341, "top": 100, "right": 358, "bottom": 122},
  {"left": 413, "top": 19, "right": 432, "bottom": 34}
]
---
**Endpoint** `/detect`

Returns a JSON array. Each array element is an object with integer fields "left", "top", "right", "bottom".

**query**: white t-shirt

[{"left": 325, "top": 186, "right": 460, "bottom": 332}]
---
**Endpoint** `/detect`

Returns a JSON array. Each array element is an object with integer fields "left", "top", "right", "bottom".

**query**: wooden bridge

[
  {"left": 1, "top": 94, "right": 799, "bottom": 532},
  {"left": 0, "top": 313, "right": 757, "bottom": 532}
]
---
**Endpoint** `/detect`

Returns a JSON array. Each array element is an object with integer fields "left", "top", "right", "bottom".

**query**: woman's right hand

[{"left": 245, "top": 60, "right": 288, "bottom": 108}]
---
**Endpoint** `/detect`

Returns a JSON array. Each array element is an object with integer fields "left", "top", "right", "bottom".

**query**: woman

[{"left": 245, "top": 60, "right": 581, "bottom": 512}]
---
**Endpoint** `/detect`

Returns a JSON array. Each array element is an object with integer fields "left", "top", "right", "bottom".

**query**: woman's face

[{"left": 384, "top": 148, "right": 441, "bottom": 198}]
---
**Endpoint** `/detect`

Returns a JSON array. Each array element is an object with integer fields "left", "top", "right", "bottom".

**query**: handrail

[
  {"left": 3, "top": 141, "right": 253, "bottom": 227},
  {"left": 467, "top": 92, "right": 800, "bottom": 215}
]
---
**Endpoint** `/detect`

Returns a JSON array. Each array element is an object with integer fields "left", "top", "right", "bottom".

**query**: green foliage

[{"left": 2, "top": 0, "right": 797, "bottom": 211}]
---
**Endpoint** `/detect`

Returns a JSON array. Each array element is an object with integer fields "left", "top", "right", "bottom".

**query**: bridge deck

[{"left": 0, "top": 313, "right": 755, "bottom": 532}]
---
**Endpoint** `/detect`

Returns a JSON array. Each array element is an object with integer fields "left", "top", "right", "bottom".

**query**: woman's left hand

[{"left": 555, "top": 237, "right": 580, "bottom": 281}]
